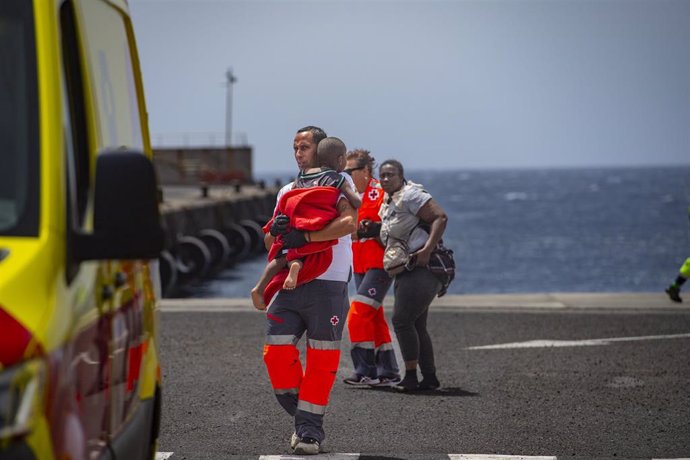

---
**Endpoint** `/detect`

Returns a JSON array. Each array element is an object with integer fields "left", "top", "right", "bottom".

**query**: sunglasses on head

[{"left": 344, "top": 166, "right": 365, "bottom": 175}]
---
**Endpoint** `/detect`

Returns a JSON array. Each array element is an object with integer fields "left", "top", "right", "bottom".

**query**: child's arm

[
  {"left": 340, "top": 181, "right": 362, "bottom": 209},
  {"left": 308, "top": 198, "right": 357, "bottom": 243}
]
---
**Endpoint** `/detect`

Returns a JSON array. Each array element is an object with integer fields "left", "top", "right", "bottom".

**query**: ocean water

[{"left": 178, "top": 166, "right": 690, "bottom": 298}]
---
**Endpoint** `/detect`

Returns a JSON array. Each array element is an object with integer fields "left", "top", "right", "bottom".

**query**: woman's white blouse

[{"left": 379, "top": 182, "right": 432, "bottom": 250}]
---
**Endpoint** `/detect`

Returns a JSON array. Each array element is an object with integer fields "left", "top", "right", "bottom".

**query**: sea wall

[{"left": 158, "top": 183, "right": 277, "bottom": 297}]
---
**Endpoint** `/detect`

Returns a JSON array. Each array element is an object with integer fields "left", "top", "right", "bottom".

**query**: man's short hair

[
  {"left": 317, "top": 137, "right": 347, "bottom": 170},
  {"left": 297, "top": 126, "right": 327, "bottom": 145}
]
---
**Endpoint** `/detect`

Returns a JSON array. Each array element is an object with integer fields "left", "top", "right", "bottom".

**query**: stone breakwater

[{"left": 158, "top": 184, "right": 277, "bottom": 297}]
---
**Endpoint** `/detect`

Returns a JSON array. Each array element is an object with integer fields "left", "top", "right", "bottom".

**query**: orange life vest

[{"left": 352, "top": 178, "right": 385, "bottom": 273}]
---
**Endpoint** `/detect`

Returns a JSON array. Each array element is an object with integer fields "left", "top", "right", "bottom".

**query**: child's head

[{"left": 316, "top": 137, "right": 347, "bottom": 172}]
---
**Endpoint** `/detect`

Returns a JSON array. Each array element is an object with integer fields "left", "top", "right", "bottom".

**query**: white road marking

[
  {"left": 259, "top": 455, "right": 359, "bottom": 460},
  {"left": 160, "top": 453, "right": 690, "bottom": 460},
  {"left": 449, "top": 456, "right": 557, "bottom": 460},
  {"left": 467, "top": 332, "right": 690, "bottom": 350}
]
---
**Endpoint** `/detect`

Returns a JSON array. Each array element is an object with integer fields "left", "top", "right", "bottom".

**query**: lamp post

[{"left": 225, "top": 67, "right": 237, "bottom": 147}]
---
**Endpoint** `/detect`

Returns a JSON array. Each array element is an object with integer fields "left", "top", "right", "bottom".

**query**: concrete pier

[{"left": 157, "top": 183, "right": 278, "bottom": 296}]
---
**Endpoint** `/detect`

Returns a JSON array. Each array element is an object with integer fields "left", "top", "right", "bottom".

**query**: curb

[{"left": 159, "top": 292, "right": 687, "bottom": 313}]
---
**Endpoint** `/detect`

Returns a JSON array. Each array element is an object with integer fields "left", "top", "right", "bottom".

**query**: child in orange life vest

[{"left": 251, "top": 137, "right": 361, "bottom": 310}]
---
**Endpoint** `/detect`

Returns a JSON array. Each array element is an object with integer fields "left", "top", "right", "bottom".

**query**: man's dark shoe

[{"left": 665, "top": 285, "right": 682, "bottom": 303}]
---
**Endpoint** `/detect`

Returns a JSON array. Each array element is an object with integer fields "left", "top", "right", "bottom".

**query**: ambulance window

[
  {"left": 0, "top": 0, "right": 39, "bottom": 236},
  {"left": 60, "top": 0, "right": 90, "bottom": 226},
  {"left": 78, "top": 0, "right": 144, "bottom": 152}
]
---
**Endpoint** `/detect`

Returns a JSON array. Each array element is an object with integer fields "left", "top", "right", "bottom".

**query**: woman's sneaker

[
  {"left": 370, "top": 375, "right": 402, "bottom": 387},
  {"left": 343, "top": 374, "right": 380, "bottom": 386}
]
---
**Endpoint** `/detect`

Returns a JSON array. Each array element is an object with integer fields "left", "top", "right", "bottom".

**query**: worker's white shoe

[{"left": 292, "top": 436, "right": 320, "bottom": 455}]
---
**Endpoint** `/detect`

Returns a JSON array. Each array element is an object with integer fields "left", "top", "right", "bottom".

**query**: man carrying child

[
  {"left": 251, "top": 136, "right": 360, "bottom": 309},
  {"left": 258, "top": 127, "right": 357, "bottom": 455}
]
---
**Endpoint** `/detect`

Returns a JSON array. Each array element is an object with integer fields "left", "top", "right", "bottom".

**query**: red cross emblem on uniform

[
  {"left": 330, "top": 315, "right": 339, "bottom": 326},
  {"left": 368, "top": 189, "right": 380, "bottom": 201}
]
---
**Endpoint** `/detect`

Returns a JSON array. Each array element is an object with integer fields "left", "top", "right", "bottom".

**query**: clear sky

[{"left": 129, "top": 0, "right": 690, "bottom": 173}]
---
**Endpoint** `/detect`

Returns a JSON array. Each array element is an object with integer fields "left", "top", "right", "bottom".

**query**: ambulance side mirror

[{"left": 74, "top": 150, "right": 164, "bottom": 261}]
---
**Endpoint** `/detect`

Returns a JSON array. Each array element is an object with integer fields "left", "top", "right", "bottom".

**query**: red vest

[{"left": 352, "top": 179, "right": 385, "bottom": 273}]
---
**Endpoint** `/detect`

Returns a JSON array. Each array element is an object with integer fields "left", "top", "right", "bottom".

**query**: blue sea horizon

[{"left": 177, "top": 165, "right": 690, "bottom": 298}]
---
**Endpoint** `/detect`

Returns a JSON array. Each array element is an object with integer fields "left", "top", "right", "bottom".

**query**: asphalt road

[{"left": 156, "top": 296, "right": 690, "bottom": 459}]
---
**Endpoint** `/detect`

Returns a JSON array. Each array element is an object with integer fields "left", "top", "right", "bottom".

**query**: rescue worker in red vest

[
  {"left": 262, "top": 126, "right": 357, "bottom": 455},
  {"left": 342, "top": 149, "right": 401, "bottom": 386}
]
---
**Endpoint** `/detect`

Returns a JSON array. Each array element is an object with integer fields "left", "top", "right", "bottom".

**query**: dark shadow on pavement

[{"left": 365, "top": 386, "right": 480, "bottom": 397}]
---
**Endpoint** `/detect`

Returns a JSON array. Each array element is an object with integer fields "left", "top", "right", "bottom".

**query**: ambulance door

[
  {"left": 70, "top": 0, "right": 150, "bottom": 446},
  {"left": 60, "top": 1, "right": 113, "bottom": 457}
]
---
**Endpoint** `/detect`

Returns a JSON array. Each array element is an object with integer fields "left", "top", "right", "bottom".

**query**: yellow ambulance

[{"left": 1, "top": 0, "right": 163, "bottom": 458}]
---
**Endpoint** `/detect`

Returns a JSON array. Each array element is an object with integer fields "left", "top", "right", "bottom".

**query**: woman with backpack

[{"left": 378, "top": 159, "right": 450, "bottom": 392}]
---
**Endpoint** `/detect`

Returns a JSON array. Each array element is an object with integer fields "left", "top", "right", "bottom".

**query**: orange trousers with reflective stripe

[
  {"left": 263, "top": 344, "right": 340, "bottom": 407},
  {"left": 347, "top": 300, "right": 393, "bottom": 347},
  {"left": 263, "top": 344, "right": 303, "bottom": 392}
]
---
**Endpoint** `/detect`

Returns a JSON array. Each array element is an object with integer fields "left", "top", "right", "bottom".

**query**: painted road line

[
  {"left": 259, "top": 455, "right": 359, "bottom": 460},
  {"left": 160, "top": 454, "right": 689, "bottom": 459},
  {"left": 467, "top": 332, "right": 690, "bottom": 350},
  {"left": 449, "top": 456, "right": 557, "bottom": 460}
]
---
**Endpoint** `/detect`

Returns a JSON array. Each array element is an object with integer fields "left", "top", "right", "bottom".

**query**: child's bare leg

[
  {"left": 283, "top": 259, "right": 303, "bottom": 290},
  {"left": 251, "top": 256, "right": 286, "bottom": 310}
]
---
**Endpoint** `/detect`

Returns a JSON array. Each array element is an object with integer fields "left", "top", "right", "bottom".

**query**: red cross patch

[
  {"left": 368, "top": 189, "right": 380, "bottom": 201},
  {"left": 330, "top": 315, "right": 340, "bottom": 326}
]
